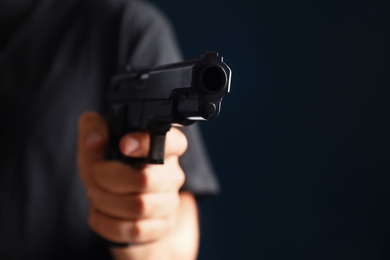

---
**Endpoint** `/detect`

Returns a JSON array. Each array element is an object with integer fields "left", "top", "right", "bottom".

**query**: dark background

[{"left": 149, "top": 0, "right": 390, "bottom": 259}]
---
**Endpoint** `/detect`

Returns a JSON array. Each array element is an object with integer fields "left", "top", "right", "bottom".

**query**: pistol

[{"left": 106, "top": 51, "right": 231, "bottom": 165}]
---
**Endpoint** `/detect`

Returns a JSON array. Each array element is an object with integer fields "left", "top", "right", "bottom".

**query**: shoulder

[
  {"left": 126, "top": 0, "right": 174, "bottom": 31},
  {"left": 82, "top": 0, "right": 173, "bottom": 36},
  {"left": 76, "top": 0, "right": 172, "bottom": 37},
  {"left": 57, "top": 0, "right": 181, "bottom": 68},
  {"left": 116, "top": 0, "right": 182, "bottom": 68}
]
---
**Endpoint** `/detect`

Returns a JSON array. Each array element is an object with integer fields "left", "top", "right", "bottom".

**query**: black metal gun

[{"left": 106, "top": 51, "right": 231, "bottom": 165}]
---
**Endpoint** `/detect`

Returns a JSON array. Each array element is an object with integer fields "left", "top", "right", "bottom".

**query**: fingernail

[
  {"left": 85, "top": 131, "right": 102, "bottom": 147},
  {"left": 124, "top": 136, "right": 139, "bottom": 155}
]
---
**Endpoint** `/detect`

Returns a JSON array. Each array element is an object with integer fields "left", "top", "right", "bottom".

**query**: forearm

[{"left": 110, "top": 192, "right": 199, "bottom": 260}]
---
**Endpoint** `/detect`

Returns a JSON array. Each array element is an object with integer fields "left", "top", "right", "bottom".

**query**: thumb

[{"left": 77, "top": 111, "right": 109, "bottom": 188}]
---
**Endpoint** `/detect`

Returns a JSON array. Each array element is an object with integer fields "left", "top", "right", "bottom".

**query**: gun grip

[{"left": 148, "top": 133, "right": 166, "bottom": 164}]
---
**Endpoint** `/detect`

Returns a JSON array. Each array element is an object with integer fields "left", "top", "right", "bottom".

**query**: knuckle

[
  {"left": 176, "top": 168, "right": 186, "bottom": 188},
  {"left": 138, "top": 169, "right": 152, "bottom": 190},
  {"left": 165, "top": 158, "right": 186, "bottom": 188},
  {"left": 180, "top": 133, "right": 188, "bottom": 152},
  {"left": 134, "top": 195, "right": 149, "bottom": 217},
  {"left": 131, "top": 221, "right": 143, "bottom": 241},
  {"left": 178, "top": 128, "right": 188, "bottom": 149},
  {"left": 165, "top": 157, "right": 185, "bottom": 188},
  {"left": 170, "top": 128, "right": 188, "bottom": 154}
]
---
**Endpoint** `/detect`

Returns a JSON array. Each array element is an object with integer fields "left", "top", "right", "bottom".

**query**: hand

[{"left": 77, "top": 111, "right": 188, "bottom": 245}]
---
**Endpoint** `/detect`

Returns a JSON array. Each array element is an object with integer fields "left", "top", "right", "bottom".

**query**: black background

[{"left": 149, "top": 0, "right": 390, "bottom": 259}]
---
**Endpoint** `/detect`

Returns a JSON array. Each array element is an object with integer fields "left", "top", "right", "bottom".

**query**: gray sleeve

[
  {"left": 117, "top": 0, "right": 220, "bottom": 196},
  {"left": 179, "top": 124, "right": 220, "bottom": 196}
]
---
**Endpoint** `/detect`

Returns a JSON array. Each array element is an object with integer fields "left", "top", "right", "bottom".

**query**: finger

[
  {"left": 89, "top": 208, "right": 174, "bottom": 244},
  {"left": 119, "top": 131, "right": 149, "bottom": 158},
  {"left": 165, "top": 127, "right": 188, "bottom": 157},
  {"left": 88, "top": 188, "right": 180, "bottom": 219},
  {"left": 92, "top": 158, "right": 185, "bottom": 194},
  {"left": 119, "top": 128, "right": 187, "bottom": 158},
  {"left": 78, "top": 112, "right": 109, "bottom": 188}
]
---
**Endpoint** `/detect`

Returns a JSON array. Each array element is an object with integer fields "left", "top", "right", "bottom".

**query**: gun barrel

[{"left": 109, "top": 52, "right": 230, "bottom": 102}]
